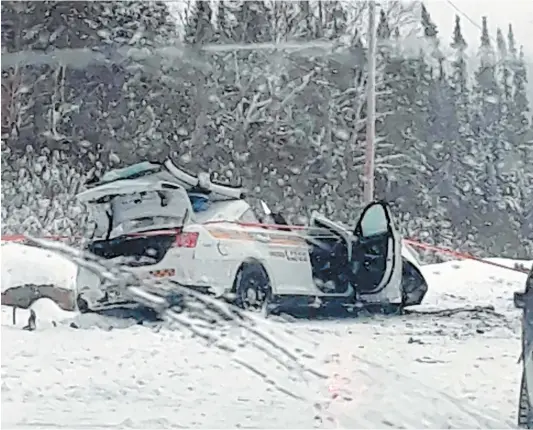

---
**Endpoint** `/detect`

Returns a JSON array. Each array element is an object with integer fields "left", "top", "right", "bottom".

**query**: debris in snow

[
  {"left": 415, "top": 356, "right": 446, "bottom": 364},
  {"left": 22, "top": 309, "right": 37, "bottom": 331}
]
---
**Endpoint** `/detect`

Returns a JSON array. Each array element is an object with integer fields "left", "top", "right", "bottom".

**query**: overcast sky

[
  {"left": 425, "top": 0, "right": 532, "bottom": 55},
  {"left": 425, "top": 0, "right": 533, "bottom": 95}
]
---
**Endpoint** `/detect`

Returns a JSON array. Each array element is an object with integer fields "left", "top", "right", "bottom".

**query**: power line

[
  {"left": 445, "top": 0, "right": 484, "bottom": 34},
  {"left": 444, "top": 0, "right": 500, "bottom": 46}
]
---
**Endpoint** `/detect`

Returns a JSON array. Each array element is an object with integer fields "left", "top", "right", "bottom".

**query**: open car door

[
  {"left": 307, "top": 213, "right": 354, "bottom": 296},
  {"left": 350, "top": 201, "right": 402, "bottom": 298}
]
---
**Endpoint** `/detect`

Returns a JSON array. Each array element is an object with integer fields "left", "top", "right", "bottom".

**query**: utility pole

[{"left": 363, "top": 0, "right": 377, "bottom": 204}]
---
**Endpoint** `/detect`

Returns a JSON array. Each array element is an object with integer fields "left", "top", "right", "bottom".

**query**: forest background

[{"left": 1, "top": 0, "right": 532, "bottom": 260}]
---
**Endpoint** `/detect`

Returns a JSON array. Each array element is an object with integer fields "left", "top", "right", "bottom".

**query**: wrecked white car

[{"left": 72, "top": 158, "right": 428, "bottom": 316}]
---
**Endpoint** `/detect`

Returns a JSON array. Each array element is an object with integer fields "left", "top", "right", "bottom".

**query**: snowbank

[
  {"left": 420, "top": 257, "right": 531, "bottom": 313},
  {"left": 1, "top": 242, "right": 77, "bottom": 292}
]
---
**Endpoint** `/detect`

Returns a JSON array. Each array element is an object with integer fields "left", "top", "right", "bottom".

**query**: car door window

[{"left": 360, "top": 204, "right": 388, "bottom": 237}]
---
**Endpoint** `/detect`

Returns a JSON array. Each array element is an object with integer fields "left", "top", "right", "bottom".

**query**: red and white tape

[{"left": 2, "top": 222, "right": 530, "bottom": 275}]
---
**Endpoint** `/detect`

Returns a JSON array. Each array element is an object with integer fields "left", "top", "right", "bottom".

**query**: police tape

[
  {"left": 1, "top": 229, "right": 530, "bottom": 275},
  {"left": 403, "top": 239, "right": 530, "bottom": 274}
]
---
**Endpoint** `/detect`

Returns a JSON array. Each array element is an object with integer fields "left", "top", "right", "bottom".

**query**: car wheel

[
  {"left": 519, "top": 369, "right": 533, "bottom": 428},
  {"left": 234, "top": 263, "right": 274, "bottom": 316}
]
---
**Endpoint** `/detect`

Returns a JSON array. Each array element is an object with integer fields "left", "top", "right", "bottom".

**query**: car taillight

[{"left": 175, "top": 232, "right": 199, "bottom": 248}]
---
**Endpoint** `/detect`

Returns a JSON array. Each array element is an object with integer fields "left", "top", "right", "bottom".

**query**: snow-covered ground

[
  {"left": 1, "top": 242, "right": 77, "bottom": 293},
  {"left": 1, "top": 242, "right": 531, "bottom": 428}
]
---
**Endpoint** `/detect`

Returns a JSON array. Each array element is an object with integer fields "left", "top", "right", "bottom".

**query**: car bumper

[{"left": 75, "top": 261, "right": 208, "bottom": 309}]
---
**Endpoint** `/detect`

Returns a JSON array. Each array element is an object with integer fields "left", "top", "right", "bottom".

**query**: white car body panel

[
  {"left": 402, "top": 241, "right": 423, "bottom": 271},
  {"left": 188, "top": 221, "right": 315, "bottom": 297}
]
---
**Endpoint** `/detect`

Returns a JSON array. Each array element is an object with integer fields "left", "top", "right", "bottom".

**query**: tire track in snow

[{"left": 21, "top": 238, "right": 341, "bottom": 425}]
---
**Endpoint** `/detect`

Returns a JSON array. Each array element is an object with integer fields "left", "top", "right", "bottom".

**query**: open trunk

[
  {"left": 78, "top": 178, "right": 193, "bottom": 241},
  {"left": 75, "top": 177, "right": 194, "bottom": 311},
  {"left": 87, "top": 233, "right": 178, "bottom": 267}
]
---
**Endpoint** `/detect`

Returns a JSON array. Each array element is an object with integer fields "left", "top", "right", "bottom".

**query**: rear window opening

[
  {"left": 86, "top": 229, "right": 200, "bottom": 266},
  {"left": 110, "top": 216, "right": 185, "bottom": 238},
  {"left": 188, "top": 193, "right": 211, "bottom": 213},
  {"left": 87, "top": 233, "right": 177, "bottom": 266},
  {"left": 86, "top": 186, "right": 192, "bottom": 240}
]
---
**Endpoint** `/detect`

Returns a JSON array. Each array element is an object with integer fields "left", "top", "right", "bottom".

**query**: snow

[
  {"left": 1, "top": 244, "right": 530, "bottom": 428},
  {"left": 1, "top": 243, "right": 77, "bottom": 293}
]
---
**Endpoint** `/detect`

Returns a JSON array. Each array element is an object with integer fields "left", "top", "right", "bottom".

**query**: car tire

[
  {"left": 519, "top": 369, "right": 533, "bottom": 428},
  {"left": 234, "top": 263, "right": 275, "bottom": 317}
]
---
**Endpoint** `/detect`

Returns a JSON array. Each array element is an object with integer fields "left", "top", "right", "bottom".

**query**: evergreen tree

[
  {"left": 215, "top": 1, "right": 229, "bottom": 42},
  {"left": 2, "top": 0, "right": 532, "bottom": 258},
  {"left": 512, "top": 47, "right": 531, "bottom": 133},
  {"left": 473, "top": 16, "right": 500, "bottom": 157},
  {"left": 297, "top": 1, "right": 318, "bottom": 39},
  {"left": 470, "top": 17, "right": 524, "bottom": 253},
  {"left": 233, "top": 1, "right": 273, "bottom": 44},
  {"left": 420, "top": 3, "right": 438, "bottom": 39},
  {"left": 450, "top": 15, "right": 469, "bottom": 113},
  {"left": 510, "top": 45, "right": 532, "bottom": 248},
  {"left": 446, "top": 14, "right": 476, "bottom": 230},
  {"left": 1, "top": 0, "right": 180, "bottom": 236},
  {"left": 507, "top": 23, "right": 517, "bottom": 57},
  {"left": 2, "top": 1, "right": 179, "bottom": 166},
  {"left": 184, "top": 1, "right": 214, "bottom": 45},
  {"left": 496, "top": 28, "right": 512, "bottom": 103},
  {"left": 374, "top": 8, "right": 431, "bottom": 234},
  {"left": 420, "top": 4, "right": 451, "bottom": 144},
  {"left": 377, "top": 9, "right": 391, "bottom": 39},
  {"left": 475, "top": 17, "right": 499, "bottom": 104},
  {"left": 323, "top": 1, "right": 347, "bottom": 40}
]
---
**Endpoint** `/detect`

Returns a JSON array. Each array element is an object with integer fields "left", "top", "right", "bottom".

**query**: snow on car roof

[{"left": 193, "top": 199, "right": 251, "bottom": 224}]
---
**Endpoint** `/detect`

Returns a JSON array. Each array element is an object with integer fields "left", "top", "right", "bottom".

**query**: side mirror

[{"left": 515, "top": 291, "right": 526, "bottom": 309}]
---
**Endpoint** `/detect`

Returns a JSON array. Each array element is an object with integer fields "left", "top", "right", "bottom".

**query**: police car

[{"left": 74, "top": 158, "right": 429, "bottom": 315}]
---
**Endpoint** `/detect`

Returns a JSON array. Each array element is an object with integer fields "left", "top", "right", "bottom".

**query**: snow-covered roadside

[
  {"left": 1, "top": 243, "right": 529, "bottom": 428},
  {"left": 1, "top": 242, "right": 77, "bottom": 293},
  {"left": 2, "top": 316, "right": 327, "bottom": 429},
  {"left": 0, "top": 300, "right": 517, "bottom": 429},
  {"left": 275, "top": 258, "right": 529, "bottom": 428}
]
